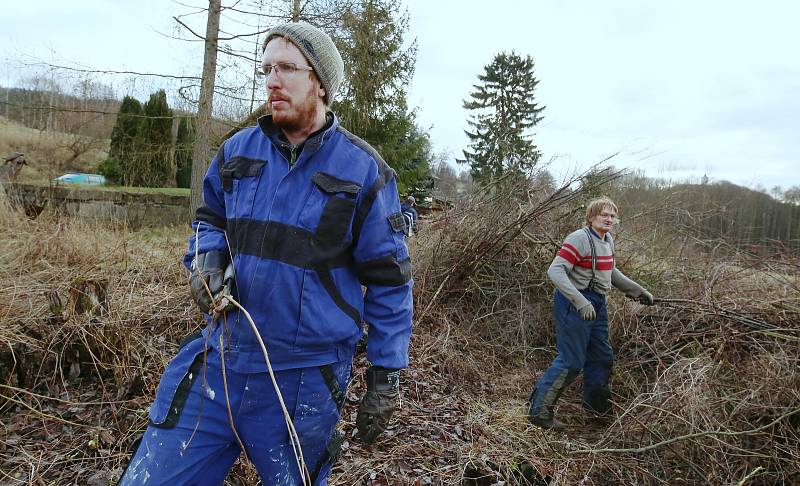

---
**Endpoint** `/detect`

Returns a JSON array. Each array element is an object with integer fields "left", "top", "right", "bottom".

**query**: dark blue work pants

[
  {"left": 530, "top": 289, "right": 613, "bottom": 420},
  {"left": 119, "top": 334, "right": 351, "bottom": 485}
]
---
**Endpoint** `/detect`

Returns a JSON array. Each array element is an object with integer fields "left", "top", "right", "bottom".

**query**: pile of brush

[
  {"left": 385, "top": 173, "right": 800, "bottom": 485},
  {"left": 0, "top": 186, "right": 195, "bottom": 484},
  {"left": 1, "top": 173, "right": 798, "bottom": 485}
]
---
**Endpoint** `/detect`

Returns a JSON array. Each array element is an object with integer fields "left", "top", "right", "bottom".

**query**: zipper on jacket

[{"left": 279, "top": 141, "right": 299, "bottom": 169}]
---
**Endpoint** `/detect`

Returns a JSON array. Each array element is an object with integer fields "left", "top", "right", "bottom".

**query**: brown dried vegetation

[{"left": 0, "top": 175, "right": 798, "bottom": 485}]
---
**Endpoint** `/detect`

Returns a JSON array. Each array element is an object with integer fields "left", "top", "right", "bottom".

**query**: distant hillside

[
  {"left": 0, "top": 86, "right": 242, "bottom": 184},
  {"left": 0, "top": 86, "right": 120, "bottom": 139},
  {"left": 1, "top": 86, "right": 242, "bottom": 141},
  {"left": 614, "top": 179, "right": 800, "bottom": 250},
  {"left": 0, "top": 115, "right": 108, "bottom": 180}
]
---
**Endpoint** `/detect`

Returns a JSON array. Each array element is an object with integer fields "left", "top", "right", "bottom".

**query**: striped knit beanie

[{"left": 264, "top": 21, "right": 344, "bottom": 105}]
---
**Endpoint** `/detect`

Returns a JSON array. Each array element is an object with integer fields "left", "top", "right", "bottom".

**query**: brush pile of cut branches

[
  {"left": 395, "top": 175, "right": 800, "bottom": 484},
  {"left": 1, "top": 175, "right": 798, "bottom": 485}
]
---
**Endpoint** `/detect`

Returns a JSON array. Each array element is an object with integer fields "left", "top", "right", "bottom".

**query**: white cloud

[
  {"left": 3, "top": 0, "right": 799, "bottom": 188},
  {"left": 405, "top": 0, "right": 800, "bottom": 188}
]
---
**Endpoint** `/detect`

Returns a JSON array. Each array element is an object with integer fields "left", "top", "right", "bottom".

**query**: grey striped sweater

[{"left": 547, "top": 227, "right": 646, "bottom": 311}]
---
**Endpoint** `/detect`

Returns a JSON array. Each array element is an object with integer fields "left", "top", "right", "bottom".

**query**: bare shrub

[
  {"left": 2, "top": 168, "right": 798, "bottom": 484},
  {"left": 404, "top": 170, "right": 800, "bottom": 484},
  {"left": 0, "top": 116, "right": 108, "bottom": 182},
  {"left": 0, "top": 208, "right": 196, "bottom": 483}
]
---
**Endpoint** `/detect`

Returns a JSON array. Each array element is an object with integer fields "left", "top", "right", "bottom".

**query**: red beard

[{"left": 269, "top": 83, "right": 321, "bottom": 133}]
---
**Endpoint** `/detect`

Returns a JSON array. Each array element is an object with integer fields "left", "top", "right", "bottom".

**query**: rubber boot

[
  {"left": 527, "top": 385, "right": 568, "bottom": 431},
  {"left": 529, "top": 415, "right": 566, "bottom": 431},
  {"left": 583, "top": 386, "right": 612, "bottom": 416}
]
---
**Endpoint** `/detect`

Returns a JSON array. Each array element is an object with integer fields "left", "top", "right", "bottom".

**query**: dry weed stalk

[
  {"left": 403, "top": 175, "right": 800, "bottom": 484},
  {"left": 0, "top": 192, "right": 195, "bottom": 483},
  {"left": 1, "top": 176, "right": 799, "bottom": 484}
]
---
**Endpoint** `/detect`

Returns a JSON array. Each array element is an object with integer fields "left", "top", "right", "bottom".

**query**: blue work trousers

[
  {"left": 120, "top": 334, "right": 351, "bottom": 486},
  {"left": 530, "top": 288, "right": 613, "bottom": 419}
]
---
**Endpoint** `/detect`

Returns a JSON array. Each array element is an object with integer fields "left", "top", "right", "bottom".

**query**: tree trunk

[{"left": 190, "top": 0, "right": 222, "bottom": 219}]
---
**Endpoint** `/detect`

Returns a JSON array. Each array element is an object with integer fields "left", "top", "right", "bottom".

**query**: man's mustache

[{"left": 268, "top": 91, "right": 289, "bottom": 103}]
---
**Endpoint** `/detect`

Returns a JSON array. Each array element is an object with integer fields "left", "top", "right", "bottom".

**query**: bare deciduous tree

[{"left": 190, "top": 0, "right": 222, "bottom": 216}]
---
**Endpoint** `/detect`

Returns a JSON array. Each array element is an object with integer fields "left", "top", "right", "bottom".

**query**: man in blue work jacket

[
  {"left": 121, "top": 21, "right": 413, "bottom": 485},
  {"left": 400, "top": 195, "right": 418, "bottom": 237}
]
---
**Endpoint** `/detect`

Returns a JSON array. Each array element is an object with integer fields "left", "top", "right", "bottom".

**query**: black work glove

[
  {"left": 189, "top": 251, "right": 229, "bottom": 314},
  {"left": 356, "top": 366, "right": 400, "bottom": 444},
  {"left": 211, "top": 263, "right": 236, "bottom": 318}
]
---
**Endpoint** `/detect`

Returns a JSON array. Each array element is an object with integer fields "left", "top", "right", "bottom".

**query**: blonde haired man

[{"left": 528, "top": 197, "right": 654, "bottom": 430}]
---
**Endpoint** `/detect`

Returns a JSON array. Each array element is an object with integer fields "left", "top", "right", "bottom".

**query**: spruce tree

[
  {"left": 461, "top": 51, "right": 545, "bottom": 183},
  {"left": 175, "top": 117, "right": 195, "bottom": 189},
  {"left": 99, "top": 95, "right": 141, "bottom": 185},
  {"left": 333, "top": 0, "right": 433, "bottom": 196}
]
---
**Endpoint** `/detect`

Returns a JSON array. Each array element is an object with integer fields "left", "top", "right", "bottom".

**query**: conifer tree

[
  {"left": 175, "top": 116, "right": 195, "bottom": 189},
  {"left": 99, "top": 95, "right": 142, "bottom": 185},
  {"left": 461, "top": 51, "right": 545, "bottom": 183},
  {"left": 131, "top": 90, "right": 174, "bottom": 187},
  {"left": 333, "top": 0, "right": 432, "bottom": 196}
]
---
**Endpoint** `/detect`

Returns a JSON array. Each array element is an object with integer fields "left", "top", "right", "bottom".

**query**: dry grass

[
  {"left": 0, "top": 191, "right": 192, "bottom": 484},
  {"left": 405, "top": 178, "right": 800, "bottom": 485},
  {"left": 0, "top": 116, "right": 108, "bottom": 181},
  {"left": 0, "top": 177, "right": 798, "bottom": 485}
]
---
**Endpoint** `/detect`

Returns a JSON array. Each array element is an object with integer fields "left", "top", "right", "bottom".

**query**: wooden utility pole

[{"left": 190, "top": 0, "right": 222, "bottom": 217}]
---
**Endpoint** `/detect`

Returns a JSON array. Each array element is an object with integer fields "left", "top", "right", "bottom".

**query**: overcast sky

[{"left": 3, "top": 0, "right": 799, "bottom": 190}]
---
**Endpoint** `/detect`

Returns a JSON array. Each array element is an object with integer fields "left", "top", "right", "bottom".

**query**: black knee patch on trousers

[
  {"left": 310, "top": 429, "right": 343, "bottom": 484},
  {"left": 149, "top": 352, "right": 205, "bottom": 429}
]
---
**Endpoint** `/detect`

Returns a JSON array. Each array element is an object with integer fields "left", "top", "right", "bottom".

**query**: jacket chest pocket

[
  {"left": 220, "top": 157, "right": 267, "bottom": 214},
  {"left": 305, "top": 171, "right": 362, "bottom": 247}
]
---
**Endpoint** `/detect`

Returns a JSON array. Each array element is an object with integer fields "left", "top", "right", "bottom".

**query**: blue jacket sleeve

[
  {"left": 353, "top": 172, "right": 413, "bottom": 370},
  {"left": 183, "top": 146, "right": 229, "bottom": 270}
]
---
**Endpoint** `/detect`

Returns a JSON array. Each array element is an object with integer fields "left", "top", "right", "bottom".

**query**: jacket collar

[{"left": 257, "top": 112, "right": 338, "bottom": 160}]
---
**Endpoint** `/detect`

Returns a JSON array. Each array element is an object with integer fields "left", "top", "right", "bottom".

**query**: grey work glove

[
  {"left": 637, "top": 290, "right": 654, "bottom": 306},
  {"left": 189, "top": 251, "right": 229, "bottom": 314},
  {"left": 356, "top": 366, "right": 400, "bottom": 444},
  {"left": 578, "top": 303, "right": 597, "bottom": 321}
]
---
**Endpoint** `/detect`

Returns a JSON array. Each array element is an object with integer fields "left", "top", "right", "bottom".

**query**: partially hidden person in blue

[
  {"left": 120, "top": 21, "right": 413, "bottom": 486},
  {"left": 400, "top": 195, "right": 418, "bottom": 237},
  {"left": 527, "top": 197, "right": 654, "bottom": 431}
]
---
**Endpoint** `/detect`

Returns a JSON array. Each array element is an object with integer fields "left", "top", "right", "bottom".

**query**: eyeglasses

[
  {"left": 599, "top": 212, "right": 617, "bottom": 220},
  {"left": 260, "top": 62, "right": 314, "bottom": 77}
]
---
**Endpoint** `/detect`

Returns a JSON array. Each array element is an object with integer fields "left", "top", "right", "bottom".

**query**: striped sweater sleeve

[
  {"left": 611, "top": 267, "right": 646, "bottom": 298},
  {"left": 547, "top": 231, "right": 592, "bottom": 311}
]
